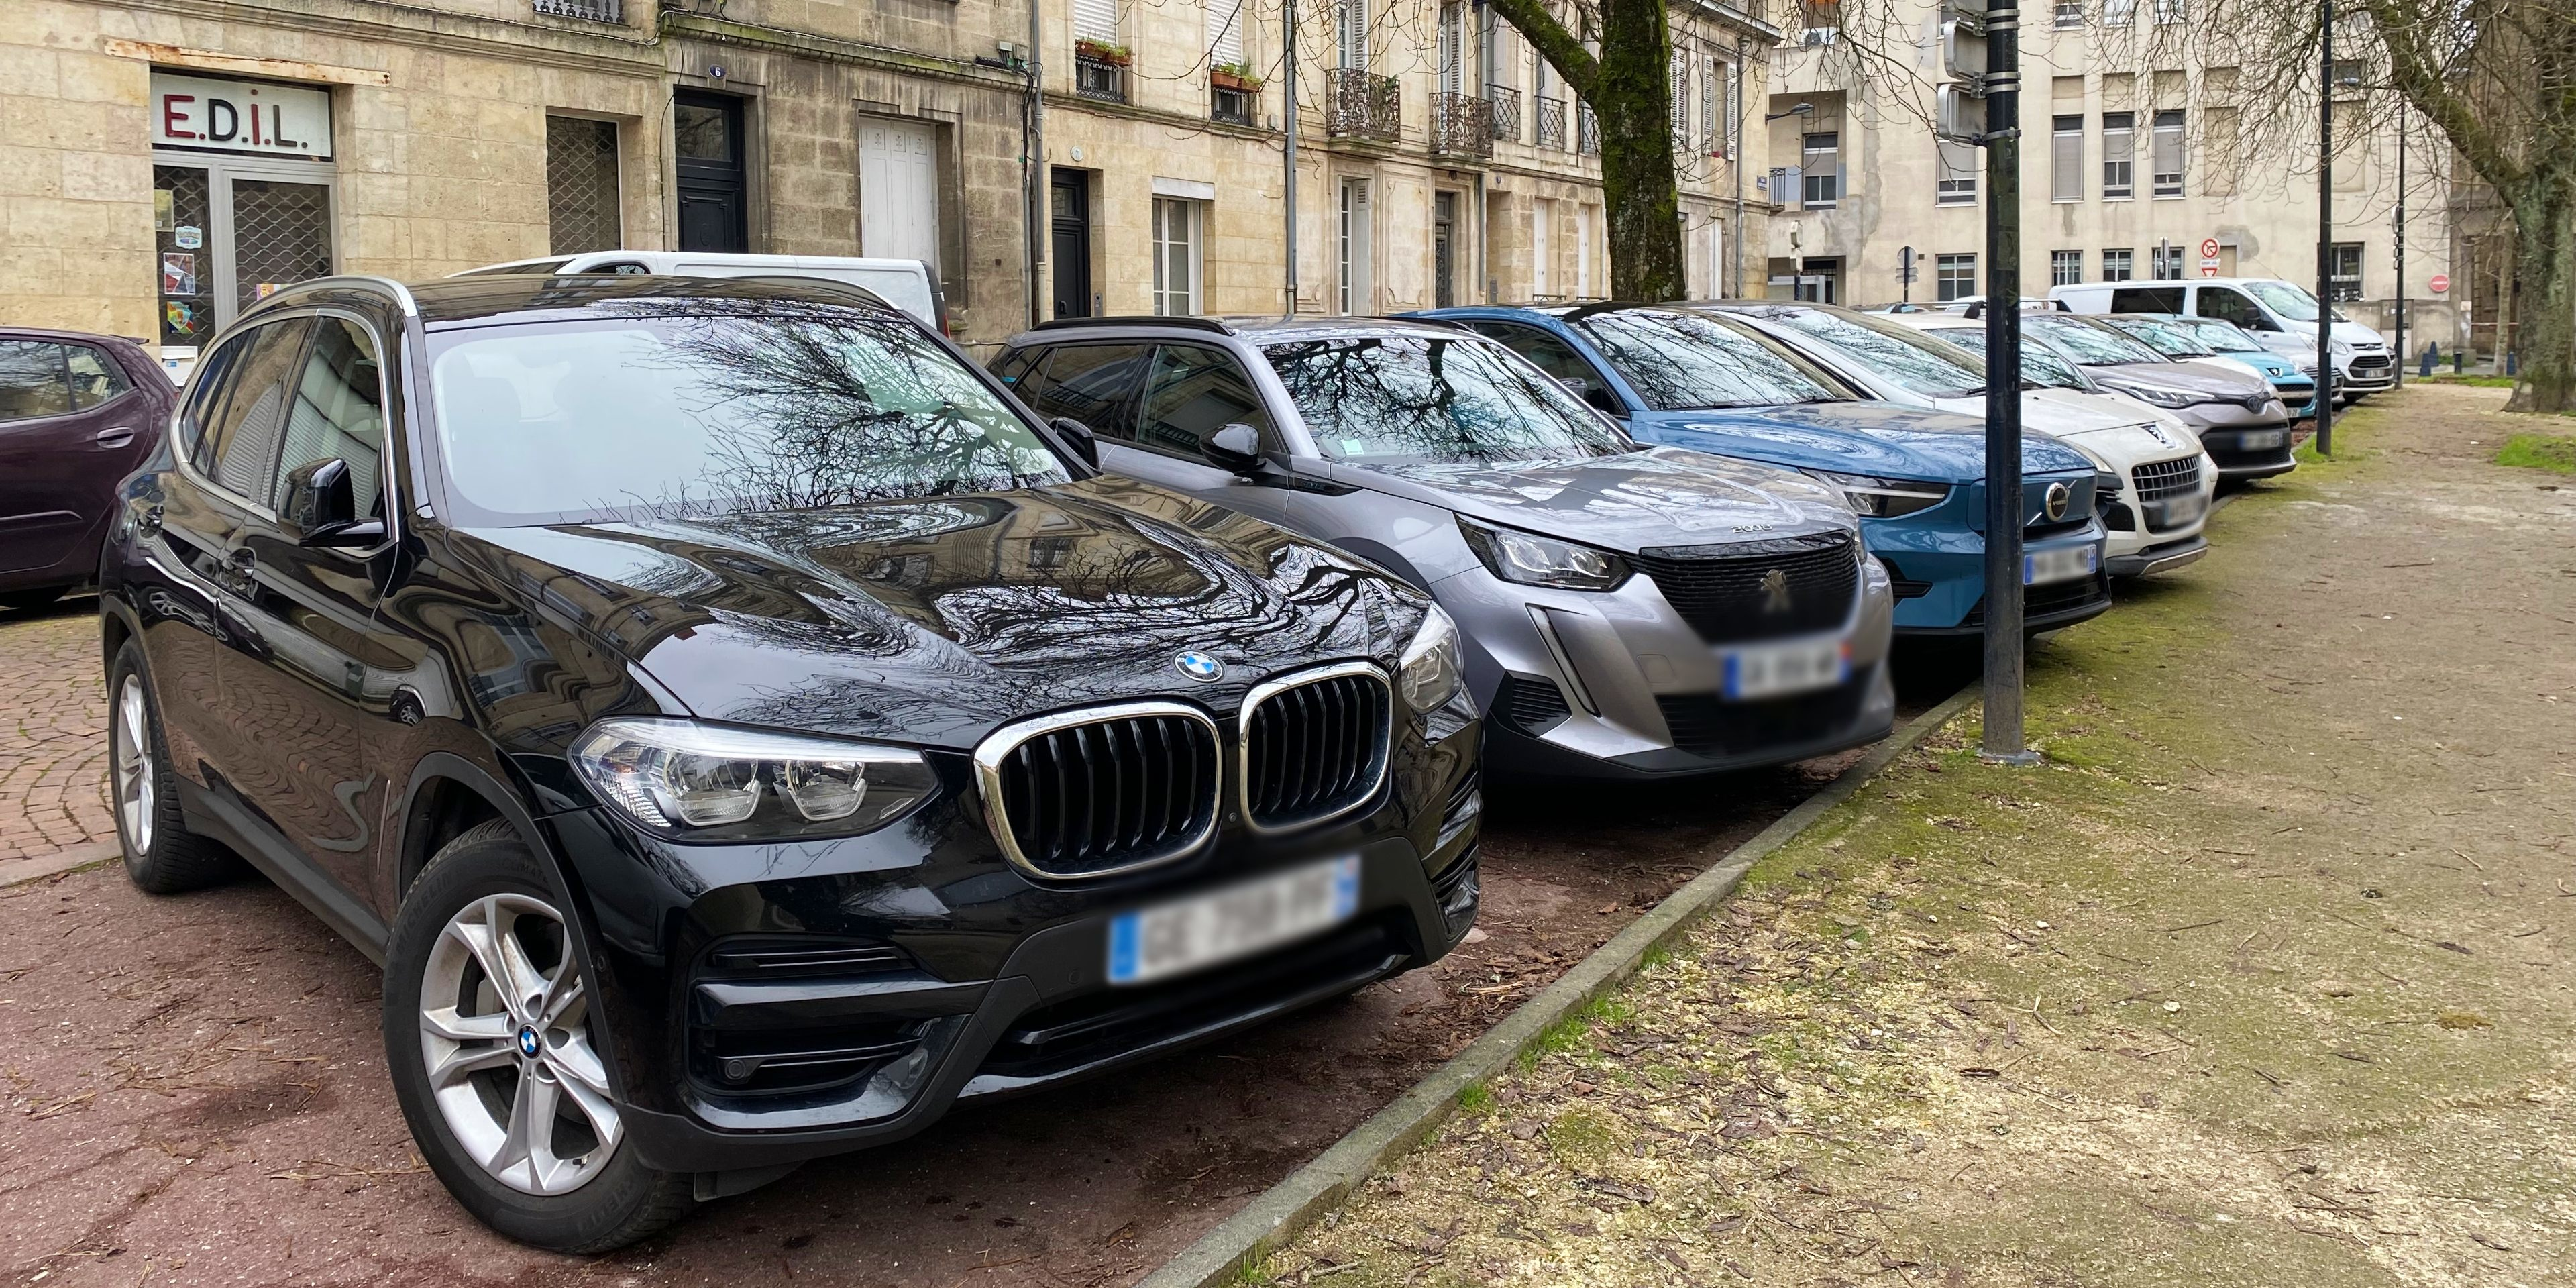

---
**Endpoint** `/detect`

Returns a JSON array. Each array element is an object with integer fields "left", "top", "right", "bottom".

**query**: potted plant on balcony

[
  {"left": 1075, "top": 38, "right": 1133, "bottom": 67},
  {"left": 1211, "top": 60, "right": 1263, "bottom": 92}
]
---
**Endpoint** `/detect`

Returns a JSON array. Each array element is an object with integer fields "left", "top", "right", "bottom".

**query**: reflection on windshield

[
  {"left": 1260, "top": 334, "right": 1631, "bottom": 463},
  {"left": 2173, "top": 318, "right": 2263, "bottom": 353},
  {"left": 2245, "top": 280, "right": 2328, "bottom": 323},
  {"left": 1772, "top": 307, "right": 1986, "bottom": 398},
  {"left": 2112, "top": 319, "right": 2216, "bottom": 357},
  {"left": 430, "top": 303, "right": 1067, "bottom": 527},
  {"left": 1573, "top": 309, "right": 1843, "bottom": 411},
  {"left": 1928, "top": 328, "right": 2088, "bottom": 390},
  {"left": 2024, "top": 315, "right": 2167, "bottom": 366}
]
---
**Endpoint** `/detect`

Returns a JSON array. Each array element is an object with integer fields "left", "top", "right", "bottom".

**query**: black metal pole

[
  {"left": 1980, "top": 0, "right": 2031, "bottom": 764},
  {"left": 2393, "top": 107, "right": 2406, "bottom": 388},
  {"left": 2315, "top": 0, "right": 2336, "bottom": 454}
]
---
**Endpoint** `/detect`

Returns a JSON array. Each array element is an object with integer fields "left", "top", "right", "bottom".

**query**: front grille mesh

[
  {"left": 1633, "top": 531, "right": 1859, "bottom": 643},
  {"left": 1243, "top": 672, "right": 1392, "bottom": 830},
  {"left": 994, "top": 713, "right": 1219, "bottom": 877},
  {"left": 1495, "top": 672, "right": 1573, "bottom": 735},
  {"left": 2131, "top": 455, "right": 2202, "bottom": 502},
  {"left": 1656, "top": 680, "right": 1869, "bottom": 759}
]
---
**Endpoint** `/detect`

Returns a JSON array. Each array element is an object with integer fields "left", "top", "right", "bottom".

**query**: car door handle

[{"left": 94, "top": 427, "right": 137, "bottom": 449}]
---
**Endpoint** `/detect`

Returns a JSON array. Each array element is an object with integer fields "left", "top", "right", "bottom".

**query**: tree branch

[
  {"left": 1486, "top": 0, "right": 1600, "bottom": 94},
  {"left": 2361, "top": 0, "right": 2530, "bottom": 189}
]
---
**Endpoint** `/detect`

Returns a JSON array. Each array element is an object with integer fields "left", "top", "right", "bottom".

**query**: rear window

[
  {"left": 1927, "top": 328, "right": 2090, "bottom": 391},
  {"left": 1765, "top": 307, "right": 1986, "bottom": 399},
  {"left": 1572, "top": 310, "right": 1844, "bottom": 411}
]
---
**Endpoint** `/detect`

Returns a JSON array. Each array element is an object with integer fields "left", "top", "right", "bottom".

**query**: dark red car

[{"left": 0, "top": 328, "right": 172, "bottom": 610}]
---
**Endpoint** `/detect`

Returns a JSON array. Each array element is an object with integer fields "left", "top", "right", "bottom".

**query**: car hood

[
  {"left": 1342, "top": 447, "right": 1855, "bottom": 554},
  {"left": 2210, "top": 350, "right": 2306, "bottom": 380},
  {"left": 2085, "top": 360, "right": 2275, "bottom": 400},
  {"left": 1629, "top": 399, "right": 2094, "bottom": 483},
  {"left": 447, "top": 478, "right": 1425, "bottom": 747},
  {"left": 1928, "top": 388, "right": 2169, "bottom": 439},
  {"left": 2331, "top": 319, "right": 2385, "bottom": 347}
]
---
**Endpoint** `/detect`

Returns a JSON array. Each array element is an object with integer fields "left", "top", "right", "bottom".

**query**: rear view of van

[{"left": 453, "top": 252, "right": 948, "bottom": 333}]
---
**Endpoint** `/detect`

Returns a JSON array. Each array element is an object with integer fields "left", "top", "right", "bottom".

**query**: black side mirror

[
  {"left": 284, "top": 458, "right": 384, "bottom": 548},
  {"left": 1201, "top": 423, "right": 1267, "bottom": 478},
  {"left": 1560, "top": 376, "right": 1619, "bottom": 415},
  {"left": 1049, "top": 417, "right": 1099, "bottom": 468}
]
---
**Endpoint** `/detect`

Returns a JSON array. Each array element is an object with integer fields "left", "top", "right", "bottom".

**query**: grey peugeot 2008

[{"left": 991, "top": 316, "right": 1898, "bottom": 780}]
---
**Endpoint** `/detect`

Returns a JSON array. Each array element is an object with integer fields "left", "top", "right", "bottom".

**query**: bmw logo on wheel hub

[
  {"left": 517, "top": 1026, "right": 542, "bottom": 1059},
  {"left": 1173, "top": 651, "right": 1225, "bottom": 682}
]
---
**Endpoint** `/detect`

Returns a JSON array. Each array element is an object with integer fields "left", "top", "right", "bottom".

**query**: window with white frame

[
  {"left": 1209, "top": 0, "right": 1245, "bottom": 69},
  {"left": 1802, "top": 132, "right": 1839, "bottom": 207},
  {"left": 1074, "top": 0, "right": 1120, "bottom": 44},
  {"left": 1337, "top": 179, "right": 1371, "bottom": 313},
  {"left": 1338, "top": 0, "right": 1367, "bottom": 69},
  {"left": 2151, "top": 243, "right": 2185, "bottom": 279},
  {"left": 2054, "top": 0, "right": 2083, "bottom": 25},
  {"left": 2102, "top": 111, "right": 2135, "bottom": 199},
  {"left": 1152, "top": 197, "right": 1203, "bottom": 315},
  {"left": 1936, "top": 138, "right": 1978, "bottom": 205},
  {"left": 2328, "top": 242, "right": 2364, "bottom": 301},
  {"left": 1703, "top": 57, "right": 1724, "bottom": 154},
  {"left": 2051, "top": 249, "right": 2083, "bottom": 286},
  {"left": 2102, "top": 0, "right": 2135, "bottom": 22},
  {"left": 2101, "top": 248, "right": 2133, "bottom": 281},
  {"left": 1935, "top": 253, "right": 1976, "bottom": 303},
  {"left": 2151, "top": 109, "right": 2184, "bottom": 196},
  {"left": 2051, "top": 115, "right": 2084, "bottom": 201},
  {"left": 2152, "top": 0, "right": 2186, "bottom": 21},
  {"left": 1670, "top": 52, "right": 1690, "bottom": 148}
]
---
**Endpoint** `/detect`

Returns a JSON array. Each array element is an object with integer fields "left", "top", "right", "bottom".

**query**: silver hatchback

[{"left": 992, "top": 316, "right": 1898, "bottom": 780}]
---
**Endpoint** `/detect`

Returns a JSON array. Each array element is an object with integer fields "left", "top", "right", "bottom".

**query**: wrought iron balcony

[
  {"left": 537, "top": 0, "right": 623, "bottom": 19},
  {"left": 1487, "top": 85, "right": 1522, "bottom": 145},
  {"left": 1430, "top": 91, "right": 1493, "bottom": 158},
  {"left": 1534, "top": 94, "right": 1567, "bottom": 149},
  {"left": 1212, "top": 83, "right": 1256, "bottom": 126},
  {"left": 1578, "top": 103, "right": 1600, "bottom": 155},
  {"left": 1075, "top": 52, "right": 1127, "bottom": 103},
  {"left": 1326, "top": 68, "right": 1400, "bottom": 142}
]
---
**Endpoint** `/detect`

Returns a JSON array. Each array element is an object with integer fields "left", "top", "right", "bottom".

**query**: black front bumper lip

[{"left": 1896, "top": 593, "right": 2112, "bottom": 637}]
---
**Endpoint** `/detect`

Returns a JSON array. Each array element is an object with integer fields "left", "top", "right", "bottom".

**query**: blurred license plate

[
  {"left": 2025, "top": 544, "right": 2099, "bottom": 585},
  {"left": 1108, "top": 856, "right": 1360, "bottom": 985},
  {"left": 2240, "top": 429, "right": 2287, "bottom": 449},
  {"left": 2152, "top": 491, "right": 2210, "bottom": 527},
  {"left": 1723, "top": 637, "right": 1849, "bottom": 700}
]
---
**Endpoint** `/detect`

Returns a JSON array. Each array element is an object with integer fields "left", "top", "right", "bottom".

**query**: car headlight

[
  {"left": 2330, "top": 338, "right": 2355, "bottom": 357},
  {"left": 1397, "top": 604, "right": 1464, "bottom": 714},
  {"left": 2121, "top": 384, "right": 2203, "bottom": 409},
  {"left": 2094, "top": 470, "right": 2124, "bottom": 499},
  {"left": 1801, "top": 469, "right": 1953, "bottom": 519},
  {"left": 571, "top": 718, "right": 938, "bottom": 842},
  {"left": 1456, "top": 517, "right": 1629, "bottom": 590}
]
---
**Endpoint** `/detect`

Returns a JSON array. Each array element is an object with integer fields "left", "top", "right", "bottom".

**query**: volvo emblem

[
  {"left": 1173, "top": 651, "right": 1225, "bottom": 683},
  {"left": 1759, "top": 568, "right": 1793, "bottom": 614},
  {"left": 517, "top": 1027, "right": 541, "bottom": 1059},
  {"left": 2043, "top": 481, "right": 2072, "bottom": 522}
]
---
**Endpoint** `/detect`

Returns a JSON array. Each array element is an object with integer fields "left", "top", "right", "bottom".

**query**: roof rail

[
  {"left": 266, "top": 274, "right": 421, "bottom": 317},
  {"left": 1027, "top": 315, "right": 1235, "bottom": 334}
]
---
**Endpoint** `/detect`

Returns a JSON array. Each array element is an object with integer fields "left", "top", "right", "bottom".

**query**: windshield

[
  {"left": 1571, "top": 309, "right": 1845, "bottom": 411},
  {"left": 2243, "top": 279, "right": 2343, "bottom": 323},
  {"left": 1260, "top": 333, "right": 1631, "bottom": 463},
  {"left": 1768, "top": 307, "right": 1987, "bottom": 399},
  {"left": 2172, "top": 317, "right": 2263, "bottom": 353},
  {"left": 2024, "top": 315, "right": 2168, "bottom": 366},
  {"left": 429, "top": 303, "right": 1066, "bottom": 527},
  {"left": 1924, "top": 327, "right": 2090, "bottom": 390},
  {"left": 2109, "top": 317, "right": 2218, "bottom": 358}
]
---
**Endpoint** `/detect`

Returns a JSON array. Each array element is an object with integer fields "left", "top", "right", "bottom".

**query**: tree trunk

[
  {"left": 1594, "top": 0, "right": 1687, "bottom": 301},
  {"left": 2503, "top": 167, "right": 2576, "bottom": 413}
]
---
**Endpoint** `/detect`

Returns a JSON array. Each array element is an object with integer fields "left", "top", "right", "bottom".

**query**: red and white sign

[
  {"left": 2202, "top": 265, "right": 2219, "bottom": 277},
  {"left": 2428, "top": 273, "right": 2451, "bottom": 294},
  {"left": 151, "top": 72, "right": 333, "bottom": 160},
  {"left": 2199, "top": 237, "right": 2221, "bottom": 260}
]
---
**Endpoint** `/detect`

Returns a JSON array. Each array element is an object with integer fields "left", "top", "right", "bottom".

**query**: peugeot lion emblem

[
  {"left": 2044, "top": 481, "right": 2072, "bottom": 523},
  {"left": 1759, "top": 568, "right": 1793, "bottom": 614},
  {"left": 1173, "top": 651, "right": 1226, "bottom": 683}
]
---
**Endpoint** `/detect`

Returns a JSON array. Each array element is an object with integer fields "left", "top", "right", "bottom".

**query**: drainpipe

[
  {"left": 1028, "top": 0, "right": 1046, "bottom": 328},
  {"left": 1283, "top": 0, "right": 1300, "bottom": 317},
  {"left": 1730, "top": 35, "right": 1745, "bottom": 298}
]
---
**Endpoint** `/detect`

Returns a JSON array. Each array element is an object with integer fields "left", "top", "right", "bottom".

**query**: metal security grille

[
  {"left": 229, "top": 180, "right": 332, "bottom": 313},
  {"left": 2131, "top": 455, "right": 2202, "bottom": 502},
  {"left": 546, "top": 117, "right": 622, "bottom": 254},
  {"left": 154, "top": 166, "right": 215, "bottom": 347}
]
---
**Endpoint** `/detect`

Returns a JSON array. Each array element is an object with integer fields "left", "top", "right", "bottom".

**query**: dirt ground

[
  {"left": 0, "top": 584, "right": 1951, "bottom": 1285},
  {"left": 1255, "top": 384, "right": 2576, "bottom": 1287}
]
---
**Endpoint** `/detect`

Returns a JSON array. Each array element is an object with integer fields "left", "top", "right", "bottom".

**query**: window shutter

[
  {"left": 1725, "top": 62, "right": 1739, "bottom": 156},
  {"left": 2051, "top": 117, "right": 2082, "bottom": 200},
  {"left": 1703, "top": 58, "right": 1722, "bottom": 152},
  {"left": 1074, "top": 0, "right": 1118, "bottom": 43},
  {"left": 1340, "top": 0, "right": 1367, "bottom": 69},
  {"left": 1438, "top": 4, "right": 1462, "bottom": 94},
  {"left": 1670, "top": 52, "right": 1689, "bottom": 145},
  {"left": 1210, "top": 0, "right": 1244, "bottom": 66}
]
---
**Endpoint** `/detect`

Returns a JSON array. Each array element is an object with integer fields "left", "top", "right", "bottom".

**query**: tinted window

[
  {"left": 429, "top": 306, "right": 1065, "bottom": 527},
  {"left": 64, "top": 345, "right": 133, "bottom": 410},
  {"left": 272, "top": 319, "right": 388, "bottom": 517},
  {"left": 1572, "top": 309, "right": 1843, "bottom": 411},
  {"left": 2023, "top": 314, "right": 2166, "bottom": 366},
  {"left": 0, "top": 341, "right": 74, "bottom": 422},
  {"left": 1260, "top": 333, "right": 1628, "bottom": 464},
  {"left": 2196, "top": 287, "right": 2263, "bottom": 328},
  {"left": 1466, "top": 322, "right": 1595, "bottom": 384},
  {"left": 1025, "top": 345, "right": 1149, "bottom": 440},
  {"left": 195, "top": 319, "right": 315, "bottom": 500},
  {"left": 1766, "top": 307, "right": 1986, "bottom": 398},
  {"left": 174, "top": 333, "right": 252, "bottom": 462},
  {"left": 1927, "top": 328, "right": 2090, "bottom": 391},
  {"left": 2108, "top": 286, "right": 2184, "bottom": 313},
  {"left": 457, "top": 259, "right": 574, "bottom": 276},
  {"left": 1137, "top": 345, "right": 1273, "bottom": 456}
]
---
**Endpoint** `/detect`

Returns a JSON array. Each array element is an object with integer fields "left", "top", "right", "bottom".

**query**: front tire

[
  {"left": 107, "top": 643, "right": 238, "bottom": 894},
  {"left": 384, "top": 820, "right": 692, "bottom": 1253}
]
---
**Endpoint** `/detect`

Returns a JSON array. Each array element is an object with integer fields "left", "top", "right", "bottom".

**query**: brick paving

[{"left": 0, "top": 598, "right": 116, "bottom": 865}]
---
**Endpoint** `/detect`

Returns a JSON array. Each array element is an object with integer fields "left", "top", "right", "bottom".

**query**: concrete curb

[
  {"left": 1134, "top": 686, "right": 1982, "bottom": 1288},
  {"left": 0, "top": 841, "right": 120, "bottom": 889}
]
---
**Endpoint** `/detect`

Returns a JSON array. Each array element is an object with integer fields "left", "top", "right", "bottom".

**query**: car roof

[
  {"left": 0, "top": 325, "right": 150, "bottom": 348},
  {"left": 1008, "top": 315, "right": 1474, "bottom": 346},
  {"left": 256, "top": 273, "right": 914, "bottom": 329}
]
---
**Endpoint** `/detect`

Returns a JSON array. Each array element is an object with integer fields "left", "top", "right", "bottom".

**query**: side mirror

[
  {"left": 284, "top": 458, "right": 385, "bottom": 547},
  {"left": 1560, "top": 376, "right": 1619, "bottom": 415},
  {"left": 1049, "top": 417, "right": 1099, "bottom": 468},
  {"left": 1200, "top": 423, "right": 1267, "bottom": 477}
]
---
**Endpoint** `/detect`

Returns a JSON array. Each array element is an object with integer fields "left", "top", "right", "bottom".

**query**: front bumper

[
  {"left": 1895, "top": 570, "right": 2114, "bottom": 637},
  {"left": 2337, "top": 352, "right": 2397, "bottom": 392},
  {"left": 2200, "top": 426, "right": 2298, "bottom": 478},
  {"left": 1872, "top": 517, "right": 2110, "bottom": 635},
  {"left": 2105, "top": 533, "right": 2207, "bottom": 577}
]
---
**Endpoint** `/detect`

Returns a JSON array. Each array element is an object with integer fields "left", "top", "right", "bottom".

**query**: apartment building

[{"left": 1760, "top": 0, "right": 2457, "bottom": 350}]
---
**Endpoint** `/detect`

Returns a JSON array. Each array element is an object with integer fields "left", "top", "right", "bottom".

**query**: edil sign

[{"left": 152, "top": 72, "right": 333, "bottom": 160}]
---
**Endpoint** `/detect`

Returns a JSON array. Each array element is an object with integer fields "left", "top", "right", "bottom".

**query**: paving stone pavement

[{"left": 0, "top": 598, "right": 117, "bottom": 866}]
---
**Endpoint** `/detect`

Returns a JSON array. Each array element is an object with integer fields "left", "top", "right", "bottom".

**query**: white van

[
  {"left": 2046, "top": 278, "right": 2392, "bottom": 395},
  {"left": 453, "top": 252, "right": 948, "bottom": 334}
]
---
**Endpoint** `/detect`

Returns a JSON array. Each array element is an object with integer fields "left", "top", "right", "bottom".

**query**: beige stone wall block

[
  {"left": 57, "top": 148, "right": 146, "bottom": 204},
  {"left": 56, "top": 50, "right": 146, "bottom": 106}
]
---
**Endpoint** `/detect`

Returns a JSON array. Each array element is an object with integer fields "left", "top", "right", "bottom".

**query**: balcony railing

[
  {"left": 535, "top": 0, "right": 623, "bottom": 19},
  {"left": 1326, "top": 68, "right": 1400, "bottom": 142},
  {"left": 1487, "top": 85, "right": 1522, "bottom": 145},
  {"left": 1212, "top": 84, "right": 1256, "bottom": 125},
  {"left": 1578, "top": 103, "right": 1599, "bottom": 155},
  {"left": 1534, "top": 95, "right": 1567, "bottom": 149},
  {"left": 1430, "top": 91, "right": 1493, "bottom": 158},
  {"left": 1075, "top": 52, "right": 1127, "bottom": 103}
]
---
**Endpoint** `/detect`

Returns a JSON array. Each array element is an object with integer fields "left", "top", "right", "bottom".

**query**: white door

[
  {"left": 859, "top": 118, "right": 939, "bottom": 267},
  {"left": 1531, "top": 198, "right": 1552, "bottom": 300}
]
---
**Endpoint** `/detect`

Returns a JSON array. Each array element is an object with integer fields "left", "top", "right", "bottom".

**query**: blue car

[
  {"left": 1412, "top": 304, "right": 2111, "bottom": 637},
  {"left": 2100, "top": 313, "right": 2319, "bottom": 419}
]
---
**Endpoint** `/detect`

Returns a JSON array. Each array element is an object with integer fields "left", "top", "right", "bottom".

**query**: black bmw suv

[{"left": 97, "top": 274, "right": 1481, "bottom": 1252}]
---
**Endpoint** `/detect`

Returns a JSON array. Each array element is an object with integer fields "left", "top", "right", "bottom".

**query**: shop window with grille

[
  {"left": 547, "top": 117, "right": 621, "bottom": 255},
  {"left": 231, "top": 180, "right": 333, "bottom": 314}
]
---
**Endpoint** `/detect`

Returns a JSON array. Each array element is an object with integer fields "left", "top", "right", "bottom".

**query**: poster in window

[
  {"left": 174, "top": 225, "right": 203, "bottom": 250},
  {"left": 164, "top": 302, "right": 199, "bottom": 337},
  {"left": 154, "top": 189, "right": 175, "bottom": 232},
  {"left": 160, "top": 253, "right": 197, "bottom": 297}
]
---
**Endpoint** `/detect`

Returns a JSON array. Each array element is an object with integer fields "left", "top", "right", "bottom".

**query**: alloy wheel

[
  {"left": 113, "top": 676, "right": 154, "bottom": 853},
  {"left": 418, "top": 893, "right": 621, "bottom": 1195}
]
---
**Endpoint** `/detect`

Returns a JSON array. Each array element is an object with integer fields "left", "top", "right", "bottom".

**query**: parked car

[
  {"left": 1704, "top": 303, "right": 2215, "bottom": 579},
  {"left": 1417, "top": 305, "right": 2111, "bottom": 638},
  {"left": 2016, "top": 313, "right": 2298, "bottom": 481},
  {"left": 2096, "top": 313, "right": 2318, "bottom": 417},
  {"left": 0, "top": 328, "right": 174, "bottom": 610},
  {"left": 453, "top": 251, "right": 949, "bottom": 333},
  {"left": 2047, "top": 278, "right": 2394, "bottom": 398},
  {"left": 990, "top": 315, "right": 1897, "bottom": 780},
  {"left": 100, "top": 274, "right": 1481, "bottom": 1252},
  {"left": 1937, "top": 296, "right": 2070, "bottom": 316}
]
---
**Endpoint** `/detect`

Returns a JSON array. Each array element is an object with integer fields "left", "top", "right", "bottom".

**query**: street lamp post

[{"left": 2315, "top": 0, "right": 2337, "bottom": 455}]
